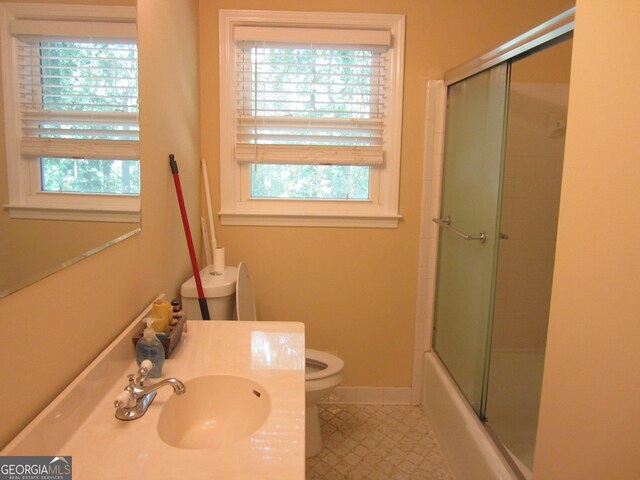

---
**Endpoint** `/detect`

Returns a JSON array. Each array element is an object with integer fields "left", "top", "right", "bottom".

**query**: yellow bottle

[{"left": 150, "top": 301, "right": 172, "bottom": 332}]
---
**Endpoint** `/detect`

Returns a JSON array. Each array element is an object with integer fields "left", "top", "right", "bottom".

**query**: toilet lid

[
  {"left": 305, "top": 348, "right": 344, "bottom": 381},
  {"left": 236, "top": 262, "right": 257, "bottom": 321}
]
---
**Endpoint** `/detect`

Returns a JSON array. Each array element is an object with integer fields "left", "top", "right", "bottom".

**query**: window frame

[
  {"left": 218, "top": 10, "right": 405, "bottom": 228},
  {"left": 0, "top": 3, "right": 139, "bottom": 223}
]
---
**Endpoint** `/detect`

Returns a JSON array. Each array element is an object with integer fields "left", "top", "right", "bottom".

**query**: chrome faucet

[{"left": 114, "top": 361, "right": 186, "bottom": 421}]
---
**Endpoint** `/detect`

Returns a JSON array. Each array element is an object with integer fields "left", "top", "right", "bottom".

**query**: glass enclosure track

[{"left": 444, "top": 8, "right": 574, "bottom": 86}]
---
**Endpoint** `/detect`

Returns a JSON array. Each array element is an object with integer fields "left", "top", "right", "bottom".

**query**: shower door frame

[
  {"left": 443, "top": 8, "right": 575, "bottom": 87},
  {"left": 433, "top": 62, "right": 511, "bottom": 419},
  {"left": 433, "top": 5, "right": 575, "bottom": 414},
  {"left": 420, "top": 7, "right": 576, "bottom": 479}
]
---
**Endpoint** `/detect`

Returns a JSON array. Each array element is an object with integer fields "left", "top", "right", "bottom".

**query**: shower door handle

[{"left": 432, "top": 217, "right": 486, "bottom": 243}]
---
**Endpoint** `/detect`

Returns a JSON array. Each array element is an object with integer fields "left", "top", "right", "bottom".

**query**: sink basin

[{"left": 157, "top": 374, "right": 271, "bottom": 450}]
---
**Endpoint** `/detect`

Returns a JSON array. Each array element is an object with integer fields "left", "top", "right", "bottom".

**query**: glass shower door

[
  {"left": 433, "top": 63, "right": 509, "bottom": 415},
  {"left": 484, "top": 37, "right": 572, "bottom": 470}
]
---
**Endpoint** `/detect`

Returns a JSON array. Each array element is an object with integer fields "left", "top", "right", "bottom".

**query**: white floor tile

[{"left": 306, "top": 404, "right": 455, "bottom": 479}]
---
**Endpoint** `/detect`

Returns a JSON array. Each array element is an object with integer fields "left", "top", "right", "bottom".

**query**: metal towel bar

[{"left": 432, "top": 217, "right": 486, "bottom": 243}]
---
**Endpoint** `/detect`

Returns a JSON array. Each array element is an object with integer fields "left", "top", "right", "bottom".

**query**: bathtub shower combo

[{"left": 421, "top": 9, "right": 574, "bottom": 480}]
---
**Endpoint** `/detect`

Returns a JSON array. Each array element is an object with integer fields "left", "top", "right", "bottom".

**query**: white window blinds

[
  {"left": 234, "top": 26, "right": 390, "bottom": 166},
  {"left": 13, "top": 21, "right": 139, "bottom": 161}
]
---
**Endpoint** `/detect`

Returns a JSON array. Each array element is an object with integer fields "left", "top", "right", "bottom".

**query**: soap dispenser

[{"left": 136, "top": 318, "right": 165, "bottom": 378}]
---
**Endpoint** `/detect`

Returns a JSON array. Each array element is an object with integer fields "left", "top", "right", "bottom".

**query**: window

[
  {"left": 219, "top": 10, "right": 405, "bottom": 227},
  {"left": 0, "top": 4, "right": 139, "bottom": 222}
]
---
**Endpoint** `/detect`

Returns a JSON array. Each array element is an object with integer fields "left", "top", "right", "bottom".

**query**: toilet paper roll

[{"left": 213, "top": 247, "right": 225, "bottom": 275}]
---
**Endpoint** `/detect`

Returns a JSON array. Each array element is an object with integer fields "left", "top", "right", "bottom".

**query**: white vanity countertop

[{"left": 2, "top": 318, "right": 306, "bottom": 479}]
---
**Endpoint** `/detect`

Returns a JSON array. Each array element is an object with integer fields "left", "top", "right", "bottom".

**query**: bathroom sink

[{"left": 157, "top": 374, "right": 271, "bottom": 450}]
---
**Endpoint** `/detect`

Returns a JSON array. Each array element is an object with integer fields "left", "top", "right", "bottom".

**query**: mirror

[{"left": 0, "top": 1, "right": 140, "bottom": 298}]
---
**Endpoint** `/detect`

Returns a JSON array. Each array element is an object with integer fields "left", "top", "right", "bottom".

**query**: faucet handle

[
  {"left": 136, "top": 360, "right": 152, "bottom": 386},
  {"left": 139, "top": 359, "right": 153, "bottom": 373},
  {"left": 114, "top": 390, "right": 134, "bottom": 409}
]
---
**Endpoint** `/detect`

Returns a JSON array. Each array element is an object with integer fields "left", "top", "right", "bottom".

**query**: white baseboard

[{"left": 321, "top": 386, "right": 413, "bottom": 405}]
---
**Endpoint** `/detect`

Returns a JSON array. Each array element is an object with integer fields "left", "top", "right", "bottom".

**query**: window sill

[
  {"left": 5, "top": 204, "right": 140, "bottom": 223},
  {"left": 219, "top": 211, "right": 401, "bottom": 228}
]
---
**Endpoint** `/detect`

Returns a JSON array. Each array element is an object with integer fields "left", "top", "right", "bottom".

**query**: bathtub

[{"left": 421, "top": 351, "right": 520, "bottom": 480}]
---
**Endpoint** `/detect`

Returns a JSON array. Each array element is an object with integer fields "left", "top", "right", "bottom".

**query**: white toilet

[
  {"left": 303, "top": 348, "right": 345, "bottom": 456},
  {"left": 181, "top": 262, "right": 344, "bottom": 457},
  {"left": 180, "top": 263, "right": 239, "bottom": 320}
]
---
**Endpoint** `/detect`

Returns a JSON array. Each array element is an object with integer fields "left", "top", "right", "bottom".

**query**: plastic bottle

[
  {"left": 136, "top": 318, "right": 165, "bottom": 378},
  {"left": 150, "top": 301, "right": 171, "bottom": 332}
]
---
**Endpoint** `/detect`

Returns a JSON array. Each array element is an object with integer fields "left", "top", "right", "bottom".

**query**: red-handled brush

[{"left": 169, "top": 154, "right": 210, "bottom": 320}]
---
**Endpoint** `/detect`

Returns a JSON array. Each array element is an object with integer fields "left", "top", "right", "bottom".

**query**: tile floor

[{"left": 305, "top": 404, "right": 455, "bottom": 480}]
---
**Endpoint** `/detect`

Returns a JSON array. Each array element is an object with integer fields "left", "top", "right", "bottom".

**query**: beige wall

[
  {"left": 200, "top": 0, "right": 574, "bottom": 387},
  {"left": 0, "top": 0, "right": 200, "bottom": 448},
  {"left": 534, "top": 0, "right": 640, "bottom": 477}
]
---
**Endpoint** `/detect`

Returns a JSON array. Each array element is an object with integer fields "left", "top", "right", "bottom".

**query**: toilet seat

[
  {"left": 236, "top": 262, "right": 257, "bottom": 322},
  {"left": 305, "top": 349, "right": 344, "bottom": 381}
]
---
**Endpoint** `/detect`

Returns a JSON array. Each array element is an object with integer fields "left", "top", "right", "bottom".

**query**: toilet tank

[{"left": 180, "top": 265, "right": 238, "bottom": 320}]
